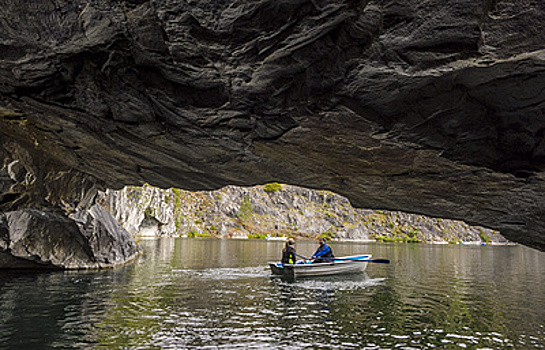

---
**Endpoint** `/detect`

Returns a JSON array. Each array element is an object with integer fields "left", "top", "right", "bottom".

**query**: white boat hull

[{"left": 269, "top": 255, "right": 371, "bottom": 279}]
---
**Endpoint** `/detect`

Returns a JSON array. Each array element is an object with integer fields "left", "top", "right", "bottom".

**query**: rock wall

[
  {"left": 101, "top": 184, "right": 508, "bottom": 244},
  {"left": 1, "top": 0, "right": 544, "bottom": 256},
  {"left": 0, "top": 141, "right": 139, "bottom": 269}
]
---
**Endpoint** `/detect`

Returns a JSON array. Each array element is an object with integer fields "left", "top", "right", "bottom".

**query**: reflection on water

[{"left": 0, "top": 238, "right": 544, "bottom": 349}]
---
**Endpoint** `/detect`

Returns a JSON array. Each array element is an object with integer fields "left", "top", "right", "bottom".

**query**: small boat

[
  {"left": 269, "top": 254, "right": 372, "bottom": 279},
  {"left": 265, "top": 235, "right": 288, "bottom": 241},
  {"left": 461, "top": 241, "right": 486, "bottom": 245}
]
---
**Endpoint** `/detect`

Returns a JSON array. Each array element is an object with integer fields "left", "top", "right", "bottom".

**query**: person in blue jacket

[{"left": 311, "top": 237, "right": 334, "bottom": 263}]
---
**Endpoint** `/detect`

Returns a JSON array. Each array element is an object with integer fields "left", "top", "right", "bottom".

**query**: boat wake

[
  {"left": 274, "top": 273, "right": 386, "bottom": 291},
  {"left": 172, "top": 266, "right": 269, "bottom": 280}
]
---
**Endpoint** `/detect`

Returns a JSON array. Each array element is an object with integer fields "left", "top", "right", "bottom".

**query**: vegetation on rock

[
  {"left": 263, "top": 183, "right": 282, "bottom": 193},
  {"left": 100, "top": 184, "right": 509, "bottom": 245}
]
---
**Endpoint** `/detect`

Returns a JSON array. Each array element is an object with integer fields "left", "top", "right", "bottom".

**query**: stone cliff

[
  {"left": 101, "top": 183, "right": 508, "bottom": 245},
  {"left": 0, "top": 0, "right": 544, "bottom": 267}
]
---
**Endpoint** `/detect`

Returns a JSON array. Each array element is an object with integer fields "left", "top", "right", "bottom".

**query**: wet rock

[
  {"left": 0, "top": 206, "right": 138, "bottom": 269},
  {"left": 0, "top": 0, "right": 545, "bottom": 255},
  {"left": 0, "top": 144, "right": 139, "bottom": 269},
  {"left": 5, "top": 209, "right": 93, "bottom": 269}
]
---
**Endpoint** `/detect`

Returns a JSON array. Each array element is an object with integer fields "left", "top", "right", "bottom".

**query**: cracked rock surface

[{"left": 1, "top": 0, "right": 545, "bottom": 267}]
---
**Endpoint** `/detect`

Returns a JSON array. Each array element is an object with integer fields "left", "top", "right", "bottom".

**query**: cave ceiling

[{"left": 1, "top": 0, "right": 545, "bottom": 251}]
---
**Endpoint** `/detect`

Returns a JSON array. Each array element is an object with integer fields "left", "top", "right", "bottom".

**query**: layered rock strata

[
  {"left": 0, "top": 143, "right": 139, "bottom": 269},
  {"left": 101, "top": 184, "right": 508, "bottom": 245},
  {"left": 0, "top": 0, "right": 544, "bottom": 268}
]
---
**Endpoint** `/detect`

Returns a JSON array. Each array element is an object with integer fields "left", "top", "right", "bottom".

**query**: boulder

[
  {"left": 0, "top": 0, "right": 545, "bottom": 254},
  {"left": 0, "top": 206, "right": 138, "bottom": 269}
]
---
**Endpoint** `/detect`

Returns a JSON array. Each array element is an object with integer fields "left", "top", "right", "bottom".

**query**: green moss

[
  {"left": 175, "top": 217, "right": 182, "bottom": 231},
  {"left": 172, "top": 188, "right": 183, "bottom": 213},
  {"left": 480, "top": 232, "right": 491, "bottom": 243},
  {"left": 319, "top": 231, "right": 335, "bottom": 240},
  {"left": 144, "top": 206, "right": 155, "bottom": 217},
  {"left": 392, "top": 227, "right": 403, "bottom": 236},
  {"left": 237, "top": 194, "right": 253, "bottom": 221},
  {"left": 407, "top": 228, "right": 419, "bottom": 238},
  {"left": 263, "top": 182, "right": 282, "bottom": 192},
  {"left": 172, "top": 188, "right": 182, "bottom": 196},
  {"left": 187, "top": 230, "right": 210, "bottom": 238}
]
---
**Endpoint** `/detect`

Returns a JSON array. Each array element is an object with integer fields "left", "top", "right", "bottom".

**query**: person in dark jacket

[
  {"left": 311, "top": 237, "right": 334, "bottom": 263},
  {"left": 281, "top": 239, "right": 297, "bottom": 265}
]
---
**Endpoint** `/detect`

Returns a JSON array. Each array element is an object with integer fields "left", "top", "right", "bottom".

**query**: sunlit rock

[
  {"left": 100, "top": 184, "right": 508, "bottom": 245},
  {"left": 1, "top": 0, "right": 544, "bottom": 267}
]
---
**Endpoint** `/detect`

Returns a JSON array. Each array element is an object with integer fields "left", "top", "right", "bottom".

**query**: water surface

[{"left": 1, "top": 239, "right": 544, "bottom": 349}]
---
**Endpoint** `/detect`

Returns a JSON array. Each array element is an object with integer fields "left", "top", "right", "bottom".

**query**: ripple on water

[
  {"left": 2, "top": 242, "right": 544, "bottom": 350},
  {"left": 284, "top": 276, "right": 387, "bottom": 291},
  {"left": 173, "top": 266, "right": 269, "bottom": 280}
]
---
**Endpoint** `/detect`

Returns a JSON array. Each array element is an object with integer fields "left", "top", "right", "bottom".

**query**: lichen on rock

[
  {"left": 101, "top": 183, "right": 508, "bottom": 245},
  {"left": 1, "top": 0, "right": 545, "bottom": 261}
]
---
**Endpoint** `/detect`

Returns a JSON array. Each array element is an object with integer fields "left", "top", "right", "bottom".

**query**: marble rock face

[
  {"left": 1, "top": 0, "right": 545, "bottom": 265},
  {"left": 0, "top": 145, "right": 139, "bottom": 268},
  {"left": 1, "top": 205, "right": 138, "bottom": 269}
]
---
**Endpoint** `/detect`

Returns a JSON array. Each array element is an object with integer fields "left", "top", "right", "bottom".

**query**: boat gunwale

[{"left": 269, "top": 254, "right": 372, "bottom": 277}]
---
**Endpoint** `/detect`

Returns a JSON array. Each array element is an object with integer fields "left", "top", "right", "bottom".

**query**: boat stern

[{"left": 269, "top": 262, "right": 284, "bottom": 275}]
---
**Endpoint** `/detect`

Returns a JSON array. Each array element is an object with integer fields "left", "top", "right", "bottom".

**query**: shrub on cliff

[
  {"left": 237, "top": 194, "right": 253, "bottom": 221},
  {"left": 263, "top": 182, "right": 282, "bottom": 192}
]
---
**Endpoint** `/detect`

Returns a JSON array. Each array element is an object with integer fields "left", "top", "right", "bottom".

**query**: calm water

[{"left": 0, "top": 238, "right": 544, "bottom": 349}]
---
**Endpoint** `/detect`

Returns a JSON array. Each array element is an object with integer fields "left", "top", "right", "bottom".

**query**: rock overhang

[{"left": 0, "top": 0, "right": 544, "bottom": 266}]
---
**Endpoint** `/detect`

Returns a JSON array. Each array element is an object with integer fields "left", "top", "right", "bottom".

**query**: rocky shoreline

[
  {"left": 100, "top": 183, "right": 510, "bottom": 245},
  {"left": 0, "top": 159, "right": 140, "bottom": 270},
  {"left": 1, "top": 0, "right": 541, "bottom": 270}
]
